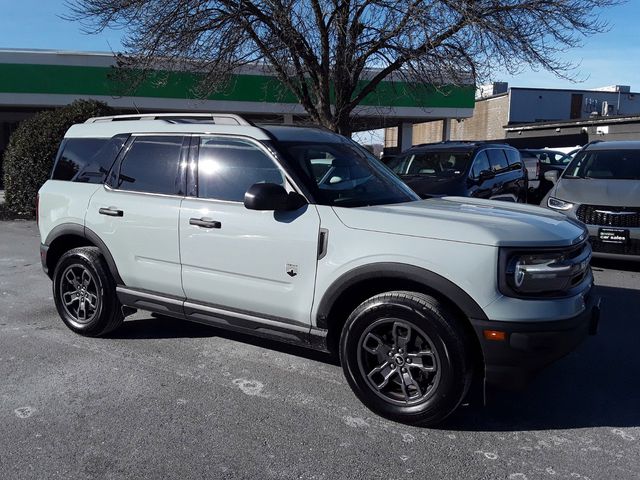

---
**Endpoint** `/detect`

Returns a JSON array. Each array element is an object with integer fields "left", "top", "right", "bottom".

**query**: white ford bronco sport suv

[{"left": 38, "top": 113, "right": 600, "bottom": 426}]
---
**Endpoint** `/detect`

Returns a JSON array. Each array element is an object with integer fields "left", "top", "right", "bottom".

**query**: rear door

[
  {"left": 178, "top": 135, "right": 321, "bottom": 326},
  {"left": 85, "top": 134, "right": 188, "bottom": 297},
  {"left": 485, "top": 148, "right": 517, "bottom": 201},
  {"left": 503, "top": 148, "right": 528, "bottom": 202}
]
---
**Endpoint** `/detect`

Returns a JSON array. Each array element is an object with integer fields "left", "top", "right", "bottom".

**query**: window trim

[
  {"left": 191, "top": 133, "right": 309, "bottom": 204},
  {"left": 108, "top": 133, "right": 189, "bottom": 197}
]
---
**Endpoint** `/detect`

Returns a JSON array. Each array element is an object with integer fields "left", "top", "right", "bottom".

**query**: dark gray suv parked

[{"left": 542, "top": 141, "right": 640, "bottom": 260}]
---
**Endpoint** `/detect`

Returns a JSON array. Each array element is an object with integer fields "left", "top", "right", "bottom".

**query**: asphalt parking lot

[{"left": 1, "top": 221, "right": 639, "bottom": 480}]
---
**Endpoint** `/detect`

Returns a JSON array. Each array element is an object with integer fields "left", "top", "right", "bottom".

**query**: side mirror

[
  {"left": 244, "top": 183, "right": 307, "bottom": 211},
  {"left": 544, "top": 170, "right": 559, "bottom": 184},
  {"left": 478, "top": 170, "right": 495, "bottom": 182}
]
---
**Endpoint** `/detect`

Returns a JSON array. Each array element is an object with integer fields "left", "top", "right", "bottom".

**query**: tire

[
  {"left": 339, "top": 291, "right": 473, "bottom": 427},
  {"left": 52, "top": 246, "right": 124, "bottom": 337}
]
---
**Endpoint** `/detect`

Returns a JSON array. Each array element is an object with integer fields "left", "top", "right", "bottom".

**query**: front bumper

[{"left": 471, "top": 291, "right": 600, "bottom": 390}]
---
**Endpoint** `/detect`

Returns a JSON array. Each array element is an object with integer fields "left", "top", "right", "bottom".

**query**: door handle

[
  {"left": 189, "top": 217, "right": 221, "bottom": 229},
  {"left": 99, "top": 207, "right": 124, "bottom": 217}
]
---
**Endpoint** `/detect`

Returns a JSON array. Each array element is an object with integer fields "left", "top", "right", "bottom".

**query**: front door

[
  {"left": 468, "top": 151, "right": 495, "bottom": 198},
  {"left": 179, "top": 135, "right": 321, "bottom": 325}
]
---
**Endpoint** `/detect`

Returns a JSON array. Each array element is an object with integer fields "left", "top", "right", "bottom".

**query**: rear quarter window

[
  {"left": 51, "top": 135, "right": 128, "bottom": 183},
  {"left": 504, "top": 149, "right": 523, "bottom": 169}
]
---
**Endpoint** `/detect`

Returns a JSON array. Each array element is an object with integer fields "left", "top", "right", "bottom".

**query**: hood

[
  {"left": 400, "top": 175, "right": 465, "bottom": 197},
  {"left": 333, "top": 197, "right": 586, "bottom": 247},
  {"left": 552, "top": 178, "right": 640, "bottom": 207}
]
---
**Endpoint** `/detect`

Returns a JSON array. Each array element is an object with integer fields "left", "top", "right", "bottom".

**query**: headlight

[
  {"left": 547, "top": 196, "right": 574, "bottom": 211},
  {"left": 499, "top": 243, "right": 592, "bottom": 297}
]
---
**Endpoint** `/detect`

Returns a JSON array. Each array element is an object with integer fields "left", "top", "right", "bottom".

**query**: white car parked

[{"left": 38, "top": 113, "right": 599, "bottom": 426}]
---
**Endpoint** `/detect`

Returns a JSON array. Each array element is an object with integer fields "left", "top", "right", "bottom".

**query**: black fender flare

[
  {"left": 315, "top": 262, "right": 488, "bottom": 329},
  {"left": 44, "top": 223, "right": 124, "bottom": 285}
]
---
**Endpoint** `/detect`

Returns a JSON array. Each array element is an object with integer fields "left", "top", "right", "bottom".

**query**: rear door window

[
  {"left": 52, "top": 135, "right": 128, "bottom": 182},
  {"left": 486, "top": 149, "right": 509, "bottom": 173},
  {"left": 116, "top": 136, "right": 186, "bottom": 195}
]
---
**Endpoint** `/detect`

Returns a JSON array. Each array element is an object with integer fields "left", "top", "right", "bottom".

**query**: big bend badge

[{"left": 286, "top": 264, "right": 298, "bottom": 277}]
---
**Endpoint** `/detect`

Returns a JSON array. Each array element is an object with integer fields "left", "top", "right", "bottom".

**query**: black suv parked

[{"left": 387, "top": 142, "right": 528, "bottom": 202}]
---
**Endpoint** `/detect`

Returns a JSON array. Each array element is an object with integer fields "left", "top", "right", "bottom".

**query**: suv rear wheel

[
  {"left": 52, "top": 247, "right": 124, "bottom": 336},
  {"left": 340, "top": 291, "right": 473, "bottom": 426}
]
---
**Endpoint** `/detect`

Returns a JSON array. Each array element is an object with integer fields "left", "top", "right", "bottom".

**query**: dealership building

[{"left": 0, "top": 48, "right": 475, "bottom": 161}]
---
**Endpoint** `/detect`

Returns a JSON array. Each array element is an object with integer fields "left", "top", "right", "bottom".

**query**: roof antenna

[{"left": 131, "top": 99, "right": 141, "bottom": 114}]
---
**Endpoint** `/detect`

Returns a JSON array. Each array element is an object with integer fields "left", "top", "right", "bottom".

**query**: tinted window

[
  {"left": 392, "top": 150, "right": 471, "bottom": 177},
  {"left": 198, "top": 137, "right": 285, "bottom": 201},
  {"left": 116, "top": 136, "right": 185, "bottom": 194},
  {"left": 504, "top": 149, "right": 522, "bottom": 168},
  {"left": 565, "top": 149, "right": 640, "bottom": 179},
  {"left": 486, "top": 149, "right": 509, "bottom": 173},
  {"left": 52, "top": 135, "right": 127, "bottom": 182},
  {"left": 471, "top": 151, "right": 490, "bottom": 178}
]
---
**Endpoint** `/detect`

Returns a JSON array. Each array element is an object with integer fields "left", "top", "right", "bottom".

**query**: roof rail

[
  {"left": 412, "top": 139, "right": 512, "bottom": 148},
  {"left": 84, "top": 113, "right": 251, "bottom": 126}
]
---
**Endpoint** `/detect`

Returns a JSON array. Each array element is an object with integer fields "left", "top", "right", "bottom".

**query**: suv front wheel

[
  {"left": 340, "top": 291, "right": 473, "bottom": 426},
  {"left": 52, "top": 247, "right": 124, "bottom": 337}
]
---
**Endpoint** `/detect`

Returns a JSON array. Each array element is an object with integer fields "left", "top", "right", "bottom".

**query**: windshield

[
  {"left": 389, "top": 151, "right": 471, "bottom": 178},
  {"left": 278, "top": 141, "right": 419, "bottom": 207},
  {"left": 564, "top": 149, "right": 640, "bottom": 179}
]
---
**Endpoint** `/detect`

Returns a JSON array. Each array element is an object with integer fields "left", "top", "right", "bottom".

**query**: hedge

[{"left": 1, "top": 100, "right": 113, "bottom": 216}]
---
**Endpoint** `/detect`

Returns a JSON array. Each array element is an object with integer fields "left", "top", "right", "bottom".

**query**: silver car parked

[{"left": 542, "top": 141, "right": 640, "bottom": 261}]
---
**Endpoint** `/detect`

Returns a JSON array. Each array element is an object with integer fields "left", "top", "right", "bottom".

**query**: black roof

[
  {"left": 408, "top": 140, "right": 511, "bottom": 151},
  {"left": 258, "top": 124, "right": 348, "bottom": 143},
  {"left": 585, "top": 140, "right": 640, "bottom": 151}
]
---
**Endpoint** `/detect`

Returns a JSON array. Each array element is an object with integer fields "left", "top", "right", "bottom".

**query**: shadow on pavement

[
  {"left": 110, "top": 314, "right": 338, "bottom": 365},
  {"left": 445, "top": 283, "right": 640, "bottom": 431},
  {"left": 592, "top": 258, "right": 640, "bottom": 273}
]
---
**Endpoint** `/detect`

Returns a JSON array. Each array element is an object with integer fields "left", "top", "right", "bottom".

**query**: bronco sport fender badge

[{"left": 286, "top": 264, "right": 298, "bottom": 277}]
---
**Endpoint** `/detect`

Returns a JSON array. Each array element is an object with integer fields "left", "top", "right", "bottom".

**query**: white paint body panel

[
  {"left": 179, "top": 199, "right": 321, "bottom": 323},
  {"left": 310, "top": 205, "right": 501, "bottom": 326},
  {"left": 311, "top": 205, "right": 589, "bottom": 325},
  {"left": 332, "top": 197, "right": 585, "bottom": 248},
  {"left": 37, "top": 181, "right": 101, "bottom": 240},
  {"left": 85, "top": 186, "right": 184, "bottom": 297}
]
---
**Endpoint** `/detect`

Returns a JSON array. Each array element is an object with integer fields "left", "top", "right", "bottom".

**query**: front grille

[
  {"left": 590, "top": 236, "right": 640, "bottom": 256},
  {"left": 577, "top": 204, "right": 640, "bottom": 228}
]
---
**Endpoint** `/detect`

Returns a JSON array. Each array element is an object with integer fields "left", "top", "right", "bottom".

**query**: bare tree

[{"left": 67, "top": 0, "right": 621, "bottom": 134}]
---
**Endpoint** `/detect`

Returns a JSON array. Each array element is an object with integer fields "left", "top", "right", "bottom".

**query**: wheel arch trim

[
  {"left": 43, "top": 223, "right": 125, "bottom": 285},
  {"left": 315, "top": 262, "right": 488, "bottom": 329}
]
